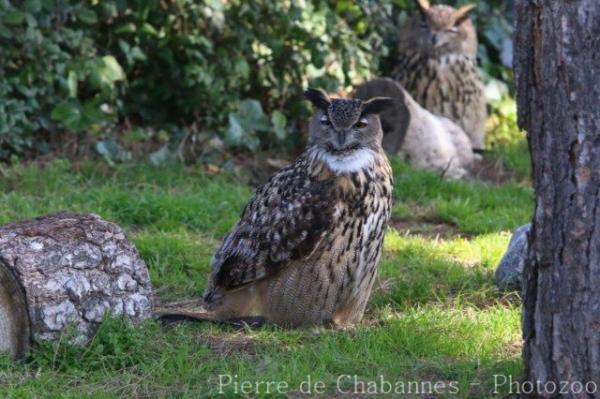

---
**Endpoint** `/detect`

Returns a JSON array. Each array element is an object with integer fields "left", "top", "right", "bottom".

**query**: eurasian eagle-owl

[
  {"left": 169, "top": 90, "right": 395, "bottom": 328},
  {"left": 393, "top": 0, "right": 487, "bottom": 151}
]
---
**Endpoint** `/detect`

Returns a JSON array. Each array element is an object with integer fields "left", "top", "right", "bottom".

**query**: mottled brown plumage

[
  {"left": 196, "top": 90, "right": 394, "bottom": 328},
  {"left": 393, "top": 0, "right": 486, "bottom": 151}
]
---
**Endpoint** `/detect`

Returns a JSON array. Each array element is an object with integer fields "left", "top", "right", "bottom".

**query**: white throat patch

[{"left": 316, "top": 148, "right": 376, "bottom": 174}]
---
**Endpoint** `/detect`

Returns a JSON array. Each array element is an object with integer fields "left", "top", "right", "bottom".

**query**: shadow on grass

[
  {"left": 370, "top": 229, "right": 519, "bottom": 311},
  {"left": 391, "top": 158, "right": 533, "bottom": 236}
]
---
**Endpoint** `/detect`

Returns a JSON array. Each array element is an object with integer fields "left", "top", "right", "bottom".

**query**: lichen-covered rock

[
  {"left": 495, "top": 223, "right": 530, "bottom": 291},
  {"left": 0, "top": 213, "right": 153, "bottom": 347}
]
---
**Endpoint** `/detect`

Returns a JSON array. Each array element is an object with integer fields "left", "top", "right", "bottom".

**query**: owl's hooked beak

[
  {"left": 335, "top": 130, "right": 347, "bottom": 148},
  {"left": 326, "top": 129, "right": 360, "bottom": 154},
  {"left": 430, "top": 32, "right": 452, "bottom": 48}
]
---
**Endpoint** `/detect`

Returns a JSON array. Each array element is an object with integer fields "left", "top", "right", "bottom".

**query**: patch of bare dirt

[
  {"left": 469, "top": 156, "right": 518, "bottom": 184},
  {"left": 201, "top": 332, "right": 259, "bottom": 357},
  {"left": 155, "top": 297, "right": 266, "bottom": 357},
  {"left": 388, "top": 217, "right": 469, "bottom": 239},
  {"left": 233, "top": 152, "right": 294, "bottom": 186}
]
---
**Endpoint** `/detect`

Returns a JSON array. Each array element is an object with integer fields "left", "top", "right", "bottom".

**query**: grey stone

[{"left": 495, "top": 223, "right": 530, "bottom": 291}]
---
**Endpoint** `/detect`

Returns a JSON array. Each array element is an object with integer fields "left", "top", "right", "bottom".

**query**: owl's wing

[{"left": 209, "top": 162, "right": 335, "bottom": 291}]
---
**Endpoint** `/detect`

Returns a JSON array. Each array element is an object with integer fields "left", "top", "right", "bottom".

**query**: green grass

[
  {"left": 391, "top": 159, "right": 532, "bottom": 234},
  {"left": 0, "top": 126, "right": 532, "bottom": 397}
]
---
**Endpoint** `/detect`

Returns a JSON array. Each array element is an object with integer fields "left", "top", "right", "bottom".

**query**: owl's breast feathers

[
  {"left": 206, "top": 147, "right": 392, "bottom": 296},
  {"left": 395, "top": 49, "right": 479, "bottom": 96},
  {"left": 392, "top": 47, "right": 486, "bottom": 150}
]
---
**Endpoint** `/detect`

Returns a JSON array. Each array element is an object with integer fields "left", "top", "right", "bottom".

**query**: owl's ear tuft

[
  {"left": 361, "top": 97, "right": 396, "bottom": 116},
  {"left": 414, "top": 0, "right": 430, "bottom": 15},
  {"left": 304, "top": 88, "right": 331, "bottom": 111},
  {"left": 454, "top": 4, "right": 476, "bottom": 25}
]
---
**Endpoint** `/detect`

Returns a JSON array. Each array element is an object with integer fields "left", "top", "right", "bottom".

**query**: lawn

[{"left": 0, "top": 118, "right": 533, "bottom": 398}]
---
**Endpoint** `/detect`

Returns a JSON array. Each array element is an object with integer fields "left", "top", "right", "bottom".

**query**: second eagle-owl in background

[{"left": 393, "top": 0, "right": 486, "bottom": 152}]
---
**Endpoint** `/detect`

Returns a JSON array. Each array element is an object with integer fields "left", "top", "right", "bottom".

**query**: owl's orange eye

[{"left": 354, "top": 118, "right": 368, "bottom": 129}]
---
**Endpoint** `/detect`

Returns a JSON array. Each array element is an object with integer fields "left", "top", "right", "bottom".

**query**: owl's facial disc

[
  {"left": 318, "top": 99, "right": 373, "bottom": 154},
  {"left": 417, "top": 4, "right": 474, "bottom": 53},
  {"left": 430, "top": 30, "right": 455, "bottom": 49},
  {"left": 305, "top": 89, "right": 394, "bottom": 158},
  {"left": 319, "top": 114, "right": 369, "bottom": 154}
]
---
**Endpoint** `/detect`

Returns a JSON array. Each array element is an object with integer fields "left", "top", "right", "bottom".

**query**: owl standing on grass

[
  {"left": 162, "top": 90, "right": 395, "bottom": 328},
  {"left": 393, "top": 0, "right": 487, "bottom": 152}
]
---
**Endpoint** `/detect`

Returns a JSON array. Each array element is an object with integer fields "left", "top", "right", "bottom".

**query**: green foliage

[
  {"left": 486, "top": 97, "right": 531, "bottom": 181},
  {"left": 469, "top": 0, "right": 514, "bottom": 83},
  {"left": 0, "top": 0, "right": 117, "bottom": 158},
  {"left": 0, "top": 0, "right": 515, "bottom": 161},
  {"left": 0, "top": 0, "right": 376, "bottom": 160}
]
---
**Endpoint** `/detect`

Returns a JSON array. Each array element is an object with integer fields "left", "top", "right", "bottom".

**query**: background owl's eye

[{"left": 320, "top": 116, "right": 331, "bottom": 126}]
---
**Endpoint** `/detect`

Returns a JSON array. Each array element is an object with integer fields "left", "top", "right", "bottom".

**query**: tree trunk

[
  {"left": 0, "top": 213, "right": 153, "bottom": 358},
  {"left": 515, "top": 1, "right": 600, "bottom": 397}
]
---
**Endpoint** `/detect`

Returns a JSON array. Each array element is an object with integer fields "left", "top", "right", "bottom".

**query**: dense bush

[{"left": 0, "top": 0, "right": 514, "bottom": 162}]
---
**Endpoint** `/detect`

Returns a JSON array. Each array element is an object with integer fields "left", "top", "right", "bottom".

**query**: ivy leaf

[
  {"left": 23, "top": 0, "right": 42, "bottom": 13},
  {"left": 50, "top": 102, "right": 82, "bottom": 129},
  {"left": 3, "top": 10, "right": 26, "bottom": 25},
  {"left": 81, "top": 99, "right": 110, "bottom": 125},
  {"left": 78, "top": 9, "right": 98, "bottom": 25},
  {"left": 225, "top": 113, "right": 245, "bottom": 147},
  {"left": 95, "top": 140, "right": 119, "bottom": 166},
  {"left": 271, "top": 110, "right": 287, "bottom": 140},
  {"left": 149, "top": 145, "right": 170, "bottom": 166},
  {"left": 100, "top": 55, "right": 125, "bottom": 82},
  {"left": 95, "top": 140, "right": 130, "bottom": 165},
  {"left": 92, "top": 56, "right": 125, "bottom": 89},
  {"left": 67, "top": 71, "right": 78, "bottom": 98},
  {"left": 0, "top": 23, "right": 12, "bottom": 39},
  {"left": 115, "top": 23, "right": 136, "bottom": 34},
  {"left": 225, "top": 99, "right": 270, "bottom": 150},
  {"left": 140, "top": 22, "right": 158, "bottom": 36},
  {"left": 236, "top": 99, "right": 270, "bottom": 132}
]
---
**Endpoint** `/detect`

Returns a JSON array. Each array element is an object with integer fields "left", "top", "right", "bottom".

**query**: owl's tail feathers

[
  {"left": 155, "top": 308, "right": 267, "bottom": 329},
  {"left": 156, "top": 309, "right": 216, "bottom": 325}
]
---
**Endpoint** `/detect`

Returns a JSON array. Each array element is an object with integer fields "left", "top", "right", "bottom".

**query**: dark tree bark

[
  {"left": 0, "top": 213, "right": 153, "bottom": 358},
  {"left": 515, "top": 0, "right": 600, "bottom": 397}
]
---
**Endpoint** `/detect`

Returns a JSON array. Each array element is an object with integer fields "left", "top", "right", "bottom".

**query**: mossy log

[{"left": 0, "top": 213, "right": 153, "bottom": 358}]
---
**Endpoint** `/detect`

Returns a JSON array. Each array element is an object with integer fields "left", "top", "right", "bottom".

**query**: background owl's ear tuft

[
  {"left": 454, "top": 4, "right": 476, "bottom": 25},
  {"left": 361, "top": 97, "right": 396, "bottom": 116},
  {"left": 304, "top": 88, "right": 331, "bottom": 110},
  {"left": 414, "top": 0, "right": 430, "bottom": 15}
]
